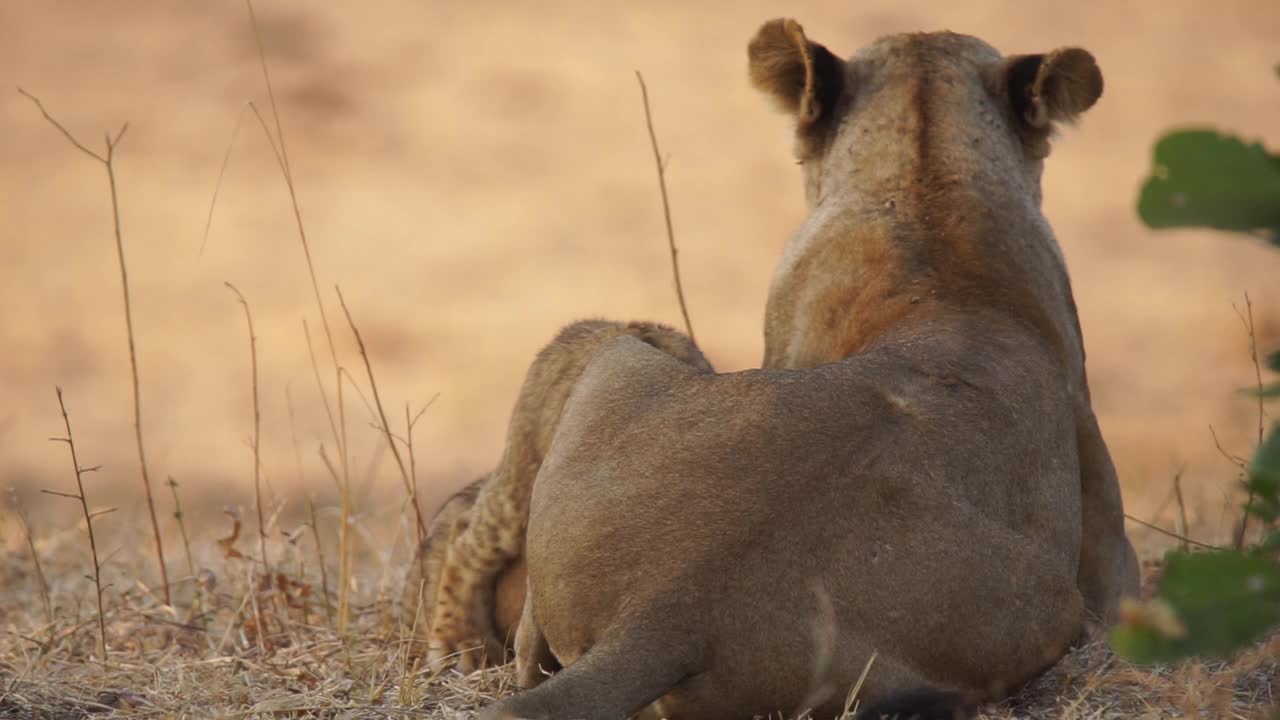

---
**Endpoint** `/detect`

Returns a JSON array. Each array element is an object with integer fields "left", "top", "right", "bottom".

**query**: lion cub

[
  {"left": 403, "top": 475, "right": 527, "bottom": 665},
  {"left": 406, "top": 319, "right": 712, "bottom": 671}
]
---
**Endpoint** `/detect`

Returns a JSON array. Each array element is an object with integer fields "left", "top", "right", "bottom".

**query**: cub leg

[{"left": 402, "top": 476, "right": 483, "bottom": 659}]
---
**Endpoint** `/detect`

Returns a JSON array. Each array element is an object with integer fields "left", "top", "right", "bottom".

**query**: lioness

[
  {"left": 479, "top": 21, "right": 1138, "bottom": 720},
  {"left": 409, "top": 319, "right": 712, "bottom": 672}
]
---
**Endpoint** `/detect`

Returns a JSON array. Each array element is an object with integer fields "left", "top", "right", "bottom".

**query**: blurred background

[{"left": 3, "top": 1, "right": 1278, "bottom": 552}]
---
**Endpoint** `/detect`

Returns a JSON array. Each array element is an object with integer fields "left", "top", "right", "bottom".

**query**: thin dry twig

[
  {"left": 247, "top": 101, "right": 288, "bottom": 177},
  {"left": 307, "top": 496, "right": 334, "bottom": 628},
  {"left": 1209, "top": 424, "right": 1248, "bottom": 470},
  {"left": 337, "top": 361, "right": 352, "bottom": 635},
  {"left": 303, "top": 317, "right": 350, "bottom": 628},
  {"left": 19, "top": 87, "right": 170, "bottom": 606},
  {"left": 1233, "top": 293, "right": 1266, "bottom": 449},
  {"left": 1232, "top": 293, "right": 1266, "bottom": 549},
  {"left": 1172, "top": 467, "right": 1190, "bottom": 553},
  {"left": 318, "top": 443, "right": 343, "bottom": 494},
  {"left": 200, "top": 102, "right": 252, "bottom": 258},
  {"left": 243, "top": 0, "right": 343, "bottom": 428},
  {"left": 286, "top": 384, "right": 305, "bottom": 487},
  {"left": 634, "top": 71, "right": 696, "bottom": 344},
  {"left": 302, "top": 319, "right": 341, "bottom": 452},
  {"left": 339, "top": 366, "right": 379, "bottom": 433},
  {"left": 335, "top": 287, "right": 427, "bottom": 548},
  {"left": 244, "top": 563, "right": 268, "bottom": 657},
  {"left": 18, "top": 88, "right": 111, "bottom": 162},
  {"left": 46, "top": 387, "right": 108, "bottom": 661},
  {"left": 227, "top": 283, "right": 269, "bottom": 569},
  {"left": 166, "top": 476, "right": 197, "bottom": 584},
  {"left": 403, "top": 396, "right": 436, "bottom": 528},
  {"left": 840, "top": 650, "right": 879, "bottom": 719},
  {"left": 1124, "top": 513, "right": 1221, "bottom": 551}
]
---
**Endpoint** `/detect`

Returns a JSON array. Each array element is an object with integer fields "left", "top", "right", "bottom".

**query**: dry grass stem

[
  {"left": 1209, "top": 424, "right": 1248, "bottom": 469},
  {"left": 19, "top": 87, "right": 171, "bottom": 606},
  {"left": 403, "top": 397, "right": 435, "bottom": 530},
  {"left": 1232, "top": 292, "right": 1266, "bottom": 548},
  {"left": 635, "top": 71, "right": 696, "bottom": 344},
  {"left": 226, "top": 282, "right": 269, "bottom": 570},
  {"left": 1233, "top": 293, "right": 1267, "bottom": 448},
  {"left": 287, "top": 384, "right": 305, "bottom": 486},
  {"left": 243, "top": 0, "right": 352, "bottom": 634},
  {"left": 45, "top": 387, "right": 109, "bottom": 661},
  {"left": 340, "top": 365, "right": 380, "bottom": 432},
  {"left": 399, "top": 579, "right": 428, "bottom": 706},
  {"left": 1172, "top": 468, "right": 1190, "bottom": 553},
  {"left": 165, "top": 476, "right": 197, "bottom": 585},
  {"left": 303, "top": 319, "right": 342, "bottom": 467},
  {"left": 1124, "top": 512, "right": 1221, "bottom": 551},
  {"left": 337, "top": 365, "right": 352, "bottom": 635},
  {"left": 243, "top": 0, "right": 344, "bottom": 443},
  {"left": 308, "top": 496, "right": 335, "bottom": 628},
  {"left": 840, "top": 650, "right": 878, "bottom": 719},
  {"left": 318, "top": 443, "right": 343, "bottom": 494},
  {"left": 9, "top": 489, "right": 53, "bottom": 624},
  {"left": 244, "top": 563, "right": 268, "bottom": 657},
  {"left": 335, "top": 287, "right": 427, "bottom": 549},
  {"left": 200, "top": 102, "right": 252, "bottom": 258}
]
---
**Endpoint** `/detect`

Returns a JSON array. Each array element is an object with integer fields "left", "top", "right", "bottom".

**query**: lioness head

[
  {"left": 750, "top": 22, "right": 1103, "bottom": 369},
  {"left": 749, "top": 20, "right": 1101, "bottom": 209}
]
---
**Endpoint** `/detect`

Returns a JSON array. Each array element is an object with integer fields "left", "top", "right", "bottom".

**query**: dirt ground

[{"left": 3, "top": 2, "right": 1280, "bottom": 551}]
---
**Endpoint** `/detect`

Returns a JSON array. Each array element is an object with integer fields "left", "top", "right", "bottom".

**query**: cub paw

[{"left": 426, "top": 604, "right": 504, "bottom": 674}]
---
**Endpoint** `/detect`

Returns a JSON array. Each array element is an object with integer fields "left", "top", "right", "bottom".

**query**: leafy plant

[
  {"left": 1110, "top": 73, "right": 1280, "bottom": 665},
  {"left": 1112, "top": 427, "right": 1280, "bottom": 662},
  {"left": 1137, "top": 130, "right": 1280, "bottom": 245}
]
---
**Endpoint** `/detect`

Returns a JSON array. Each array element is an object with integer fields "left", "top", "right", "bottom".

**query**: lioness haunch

[{"left": 477, "top": 21, "right": 1139, "bottom": 720}]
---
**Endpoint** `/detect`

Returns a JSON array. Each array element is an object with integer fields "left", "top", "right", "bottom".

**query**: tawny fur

[
  {"left": 403, "top": 476, "right": 528, "bottom": 665},
  {"left": 412, "top": 320, "right": 711, "bottom": 672},
  {"left": 480, "top": 21, "right": 1138, "bottom": 720}
]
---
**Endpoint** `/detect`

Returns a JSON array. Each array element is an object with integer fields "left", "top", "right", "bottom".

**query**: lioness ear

[
  {"left": 748, "top": 18, "right": 843, "bottom": 129},
  {"left": 1004, "top": 48, "right": 1102, "bottom": 129}
]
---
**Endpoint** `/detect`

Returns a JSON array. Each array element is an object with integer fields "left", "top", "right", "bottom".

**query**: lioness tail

[{"left": 477, "top": 629, "right": 692, "bottom": 720}]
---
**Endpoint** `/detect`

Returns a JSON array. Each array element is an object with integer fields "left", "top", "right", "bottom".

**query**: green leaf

[
  {"left": 1137, "top": 130, "right": 1280, "bottom": 245},
  {"left": 1237, "top": 382, "right": 1280, "bottom": 399},
  {"left": 1110, "top": 550, "right": 1280, "bottom": 663},
  {"left": 1247, "top": 427, "right": 1280, "bottom": 523},
  {"left": 1261, "top": 531, "right": 1280, "bottom": 555},
  {"left": 1253, "top": 425, "right": 1280, "bottom": 490},
  {"left": 1237, "top": 351, "right": 1278, "bottom": 398}
]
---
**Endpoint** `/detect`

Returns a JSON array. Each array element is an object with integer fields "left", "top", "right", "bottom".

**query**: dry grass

[
  {"left": 17, "top": 88, "right": 171, "bottom": 608},
  {"left": 985, "top": 635, "right": 1279, "bottom": 720},
  {"left": 0, "top": 514, "right": 509, "bottom": 720},
  {"left": 1, "top": 522, "right": 1275, "bottom": 719}
]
